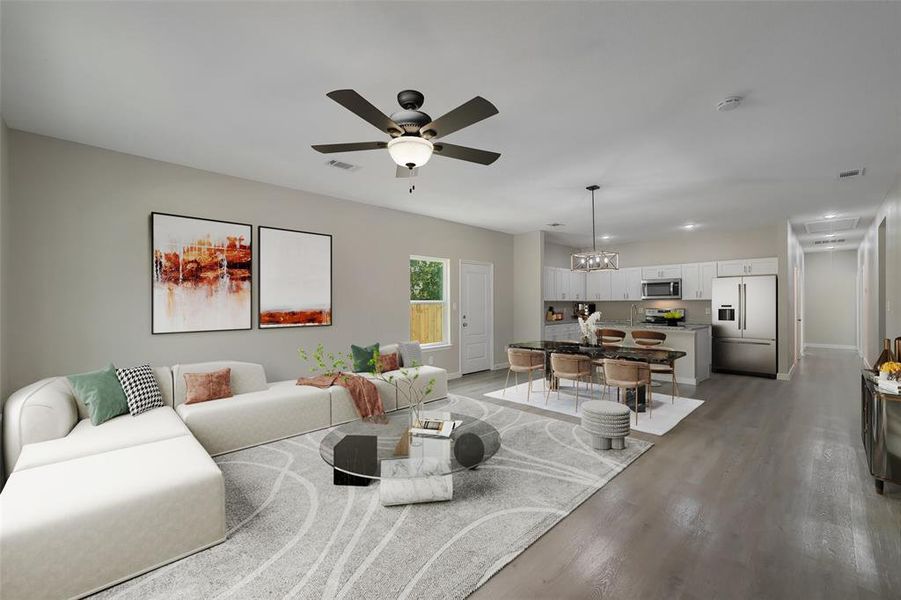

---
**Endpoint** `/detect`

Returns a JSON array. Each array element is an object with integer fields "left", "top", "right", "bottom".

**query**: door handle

[
  {"left": 737, "top": 283, "right": 742, "bottom": 330},
  {"left": 743, "top": 283, "right": 747, "bottom": 330}
]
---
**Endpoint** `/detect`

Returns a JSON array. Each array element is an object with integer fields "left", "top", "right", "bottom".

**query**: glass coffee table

[{"left": 320, "top": 409, "right": 501, "bottom": 506}]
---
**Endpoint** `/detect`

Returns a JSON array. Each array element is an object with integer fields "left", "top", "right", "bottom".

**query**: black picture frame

[
  {"left": 258, "top": 225, "right": 333, "bottom": 329},
  {"left": 151, "top": 212, "right": 253, "bottom": 334}
]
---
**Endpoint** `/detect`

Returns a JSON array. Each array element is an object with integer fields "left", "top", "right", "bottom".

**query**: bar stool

[
  {"left": 591, "top": 329, "right": 626, "bottom": 400},
  {"left": 630, "top": 330, "right": 679, "bottom": 403},
  {"left": 504, "top": 348, "right": 545, "bottom": 400},
  {"left": 602, "top": 359, "right": 652, "bottom": 424},
  {"left": 547, "top": 353, "right": 593, "bottom": 411}
]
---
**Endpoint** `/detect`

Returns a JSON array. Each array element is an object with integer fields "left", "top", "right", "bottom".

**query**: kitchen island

[{"left": 542, "top": 320, "right": 711, "bottom": 385}]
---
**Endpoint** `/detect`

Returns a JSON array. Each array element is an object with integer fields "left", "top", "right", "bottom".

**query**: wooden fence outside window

[{"left": 410, "top": 301, "right": 445, "bottom": 345}]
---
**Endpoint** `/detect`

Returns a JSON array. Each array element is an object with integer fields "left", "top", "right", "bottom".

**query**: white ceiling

[{"left": 2, "top": 1, "right": 900, "bottom": 251}]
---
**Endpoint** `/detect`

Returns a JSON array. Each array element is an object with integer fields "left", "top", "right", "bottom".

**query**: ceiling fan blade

[
  {"left": 420, "top": 96, "right": 498, "bottom": 139},
  {"left": 326, "top": 89, "right": 403, "bottom": 136},
  {"left": 396, "top": 165, "right": 419, "bottom": 178},
  {"left": 433, "top": 142, "right": 500, "bottom": 165},
  {"left": 311, "top": 141, "right": 387, "bottom": 153}
]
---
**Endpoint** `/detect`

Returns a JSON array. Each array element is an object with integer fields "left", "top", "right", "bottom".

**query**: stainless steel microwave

[{"left": 641, "top": 278, "right": 682, "bottom": 300}]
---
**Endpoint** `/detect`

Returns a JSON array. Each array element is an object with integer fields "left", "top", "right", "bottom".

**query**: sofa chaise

[{"left": 0, "top": 351, "right": 448, "bottom": 600}]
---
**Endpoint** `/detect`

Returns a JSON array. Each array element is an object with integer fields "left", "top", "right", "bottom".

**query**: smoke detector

[{"left": 716, "top": 96, "right": 743, "bottom": 112}]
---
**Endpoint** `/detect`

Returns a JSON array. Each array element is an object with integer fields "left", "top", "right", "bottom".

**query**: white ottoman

[{"left": 581, "top": 400, "right": 631, "bottom": 450}]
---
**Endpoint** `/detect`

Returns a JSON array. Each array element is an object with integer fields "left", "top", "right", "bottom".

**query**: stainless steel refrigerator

[{"left": 712, "top": 275, "right": 777, "bottom": 378}]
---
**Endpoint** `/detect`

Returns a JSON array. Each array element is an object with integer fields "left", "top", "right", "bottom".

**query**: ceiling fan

[{"left": 312, "top": 89, "right": 500, "bottom": 178}]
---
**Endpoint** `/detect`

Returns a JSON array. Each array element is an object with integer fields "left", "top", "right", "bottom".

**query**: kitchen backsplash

[{"left": 544, "top": 300, "right": 712, "bottom": 323}]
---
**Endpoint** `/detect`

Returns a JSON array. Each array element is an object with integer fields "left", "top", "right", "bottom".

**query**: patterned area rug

[
  {"left": 94, "top": 395, "right": 651, "bottom": 600},
  {"left": 485, "top": 380, "right": 704, "bottom": 436}
]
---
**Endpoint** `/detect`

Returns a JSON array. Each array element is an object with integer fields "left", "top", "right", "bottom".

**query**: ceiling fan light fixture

[{"left": 387, "top": 136, "right": 433, "bottom": 168}]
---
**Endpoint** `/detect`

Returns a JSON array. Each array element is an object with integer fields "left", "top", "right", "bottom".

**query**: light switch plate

[{"left": 705, "top": 307, "right": 711, "bottom": 315}]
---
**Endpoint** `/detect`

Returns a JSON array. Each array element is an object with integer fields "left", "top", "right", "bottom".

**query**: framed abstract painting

[
  {"left": 259, "top": 226, "right": 332, "bottom": 328},
  {"left": 151, "top": 212, "right": 252, "bottom": 334}
]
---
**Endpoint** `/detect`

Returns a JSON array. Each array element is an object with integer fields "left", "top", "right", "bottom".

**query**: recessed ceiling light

[
  {"left": 716, "top": 96, "right": 743, "bottom": 112},
  {"left": 600, "top": 234, "right": 611, "bottom": 240},
  {"left": 683, "top": 223, "right": 697, "bottom": 230},
  {"left": 826, "top": 245, "right": 835, "bottom": 250},
  {"left": 823, "top": 213, "right": 837, "bottom": 219},
  {"left": 824, "top": 233, "right": 835, "bottom": 237}
]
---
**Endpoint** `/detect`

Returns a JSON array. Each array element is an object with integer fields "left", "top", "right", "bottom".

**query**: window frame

[{"left": 409, "top": 255, "right": 451, "bottom": 349}]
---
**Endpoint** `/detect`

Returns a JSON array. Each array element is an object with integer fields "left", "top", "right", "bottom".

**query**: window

[{"left": 410, "top": 256, "right": 450, "bottom": 347}]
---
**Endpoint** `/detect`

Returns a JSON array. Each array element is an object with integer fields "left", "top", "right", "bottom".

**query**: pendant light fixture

[{"left": 571, "top": 185, "right": 619, "bottom": 272}]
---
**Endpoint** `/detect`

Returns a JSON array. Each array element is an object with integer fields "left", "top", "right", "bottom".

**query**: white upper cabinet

[
  {"left": 681, "top": 261, "right": 717, "bottom": 299},
  {"left": 554, "top": 268, "right": 567, "bottom": 300},
  {"left": 543, "top": 267, "right": 587, "bottom": 300},
  {"left": 699, "top": 261, "right": 717, "bottom": 299},
  {"left": 681, "top": 262, "right": 700, "bottom": 298},
  {"left": 586, "top": 270, "right": 613, "bottom": 301},
  {"left": 569, "top": 270, "right": 586, "bottom": 300},
  {"left": 641, "top": 264, "right": 683, "bottom": 280},
  {"left": 612, "top": 267, "right": 643, "bottom": 300},
  {"left": 543, "top": 267, "right": 555, "bottom": 301},
  {"left": 745, "top": 257, "right": 778, "bottom": 275},
  {"left": 717, "top": 257, "right": 778, "bottom": 277}
]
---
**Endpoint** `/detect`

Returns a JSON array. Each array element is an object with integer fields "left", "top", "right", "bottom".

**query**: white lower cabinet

[{"left": 544, "top": 323, "right": 581, "bottom": 342}]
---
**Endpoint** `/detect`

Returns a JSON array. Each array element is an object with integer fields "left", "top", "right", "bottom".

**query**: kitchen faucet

[{"left": 630, "top": 303, "right": 640, "bottom": 326}]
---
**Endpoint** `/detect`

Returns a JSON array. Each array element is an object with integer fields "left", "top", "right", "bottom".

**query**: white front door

[{"left": 461, "top": 262, "right": 492, "bottom": 374}]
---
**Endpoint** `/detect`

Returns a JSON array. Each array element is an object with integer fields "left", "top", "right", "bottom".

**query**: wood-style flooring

[{"left": 452, "top": 348, "right": 901, "bottom": 599}]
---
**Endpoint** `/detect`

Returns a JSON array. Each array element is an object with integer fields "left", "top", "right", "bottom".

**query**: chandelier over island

[{"left": 570, "top": 184, "right": 619, "bottom": 272}]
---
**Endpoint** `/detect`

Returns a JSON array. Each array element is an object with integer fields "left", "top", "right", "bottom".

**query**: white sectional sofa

[
  {"left": 0, "top": 352, "right": 448, "bottom": 600},
  {"left": 0, "top": 369, "right": 226, "bottom": 600}
]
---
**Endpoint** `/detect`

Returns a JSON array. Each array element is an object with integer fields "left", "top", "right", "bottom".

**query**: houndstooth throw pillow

[{"left": 116, "top": 364, "right": 165, "bottom": 416}]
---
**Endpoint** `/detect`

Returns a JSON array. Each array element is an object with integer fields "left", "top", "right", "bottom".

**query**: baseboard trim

[
  {"left": 447, "top": 371, "right": 462, "bottom": 380},
  {"left": 805, "top": 343, "right": 857, "bottom": 351}
]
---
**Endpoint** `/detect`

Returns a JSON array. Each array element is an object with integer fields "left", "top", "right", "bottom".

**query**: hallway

[{"left": 456, "top": 349, "right": 901, "bottom": 599}]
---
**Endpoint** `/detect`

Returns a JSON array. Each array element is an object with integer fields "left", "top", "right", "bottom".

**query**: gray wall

[
  {"left": 0, "top": 121, "right": 8, "bottom": 398},
  {"left": 2, "top": 131, "right": 515, "bottom": 396},
  {"left": 513, "top": 231, "right": 544, "bottom": 342},
  {"left": 859, "top": 170, "right": 901, "bottom": 364},
  {"left": 804, "top": 251, "right": 857, "bottom": 347},
  {"left": 543, "top": 241, "right": 574, "bottom": 268}
]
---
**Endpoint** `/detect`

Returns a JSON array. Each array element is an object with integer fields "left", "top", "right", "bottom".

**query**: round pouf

[{"left": 581, "top": 400, "right": 631, "bottom": 451}]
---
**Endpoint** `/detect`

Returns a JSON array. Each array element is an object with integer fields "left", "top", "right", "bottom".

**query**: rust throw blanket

[{"left": 296, "top": 373, "right": 385, "bottom": 418}]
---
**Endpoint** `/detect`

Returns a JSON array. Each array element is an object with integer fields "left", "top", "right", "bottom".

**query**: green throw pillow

[
  {"left": 351, "top": 343, "right": 380, "bottom": 373},
  {"left": 67, "top": 364, "right": 129, "bottom": 426}
]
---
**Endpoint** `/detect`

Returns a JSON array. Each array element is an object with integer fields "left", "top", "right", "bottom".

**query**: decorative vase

[{"left": 873, "top": 338, "right": 895, "bottom": 373}]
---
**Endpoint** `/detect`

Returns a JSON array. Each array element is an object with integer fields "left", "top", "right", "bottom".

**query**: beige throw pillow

[{"left": 184, "top": 368, "right": 233, "bottom": 404}]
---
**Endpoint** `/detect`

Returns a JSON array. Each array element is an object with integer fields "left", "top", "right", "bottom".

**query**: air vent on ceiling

[
  {"left": 546, "top": 223, "right": 564, "bottom": 228},
  {"left": 814, "top": 238, "right": 846, "bottom": 245},
  {"left": 838, "top": 167, "right": 865, "bottom": 179},
  {"left": 805, "top": 217, "right": 859, "bottom": 234},
  {"left": 326, "top": 159, "right": 360, "bottom": 172}
]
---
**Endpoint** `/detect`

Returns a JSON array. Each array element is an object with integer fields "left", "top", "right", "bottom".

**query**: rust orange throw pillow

[
  {"left": 378, "top": 353, "right": 399, "bottom": 373},
  {"left": 184, "top": 368, "right": 233, "bottom": 404}
]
